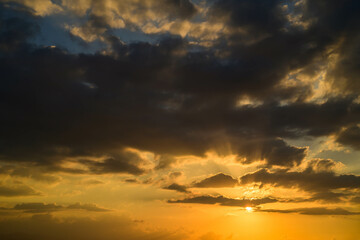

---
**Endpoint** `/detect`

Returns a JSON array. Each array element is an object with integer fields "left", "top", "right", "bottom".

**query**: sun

[{"left": 245, "top": 207, "right": 253, "bottom": 212}]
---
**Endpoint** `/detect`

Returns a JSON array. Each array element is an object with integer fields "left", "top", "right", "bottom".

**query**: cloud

[
  {"left": 169, "top": 171, "right": 183, "bottom": 179},
  {"left": 306, "top": 159, "right": 340, "bottom": 172},
  {"left": 2, "top": 0, "right": 62, "bottom": 16},
  {"left": 0, "top": 165, "right": 60, "bottom": 183},
  {"left": 60, "top": 0, "right": 198, "bottom": 43},
  {"left": 163, "top": 183, "right": 189, "bottom": 193},
  {"left": 237, "top": 139, "right": 307, "bottom": 167},
  {"left": 192, "top": 173, "right": 238, "bottom": 188},
  {"left": 0, "top": 1, "right": 360, "bottom": 178},
  {"left": 336, "top": 125, "right": 360, "bottom": 150},
  {"left": 124, "top": 178, "right": 139, "bottom": 184},
  {"left": 81, "top": 179, "right": 104, "bottom": 185},
  {"left": 67, "top": 203, "right": 110, "bottom": 212},
  {"left": 210, "top": 0, "right": 285, "bottom": 36},
  {"left": 307, "top": 191, "right": 351, "bottom": 203},
  {"left": 0, "top": 214, "right": 187, "bottom": 240},
  {"left": 350, "top": 196, "right": 360, "bottom": 204},
  {"left": 2, "top": 202, "right": 110, "bottom": 213},
  {"left": 258, "top": 207, "right": 360, "bottom": 215},
  {"left": 162, "top": 0, "right": 197, "bottom": 19},
  {"left": 168, "top": 195, "right": 277, "bottom": 207},
  {"left": 0, "top": 184, "right": 40, "bottom": 197},
  {"left": 78, "top": 152, "right": 149, "bottom": 175},
  {"left": 0, "top": 2, "right": 39, "bottom": 53},
  {"left": 240, "top": 164, "right": 360, "bottom": 192},
  {"left": 156, "top": 155, "right": 178, "bottom": 170},
  {"left": 282, "top": 190, "right": 355, "bottom": 204},
  {"left": 13, "top": 203, "right": 63, "bottom": 213}
]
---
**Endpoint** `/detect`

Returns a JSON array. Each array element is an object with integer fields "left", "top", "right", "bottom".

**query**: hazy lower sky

[{"left": 0, "top": 0, "right": 359, "bottom": 239}]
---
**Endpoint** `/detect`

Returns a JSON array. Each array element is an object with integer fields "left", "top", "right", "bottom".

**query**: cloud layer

[{"left": 0, "top": 3, "right": 359, "bottom": 237}]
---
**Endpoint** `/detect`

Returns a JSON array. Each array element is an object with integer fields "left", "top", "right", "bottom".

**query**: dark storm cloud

[
  {"left": 163, "top": 0, "right": 197, "bottom": 19},
  {"left": 300, "top": 0, "right": 360, "bottom": 93},
  {"left": 1, "top": 0, "right": 360, "bottom": 174},
  {"left": 210, "top": 0, "right": 284, "bottom": 35},
  {"left": 0, "top": 3, "right": 39, "bottom": 54},
  {"left": 328, "top": 34, "right": 360, "bottom": 94},
  {"left": 239, "top": 159, "right": 360, "bottom": 203},
  {"left": 240, "top": 165, "right": 360, "bottom": 192},
  {"left": 237, "top": 139, "right": 307, "bottom": 167},
  {"left": 78, "top": 152, "right": 148, "bottom": 175},
  {"left": 258, "top": 207, "right": 360, "bottom": 215},
  {"left": 336, "top": 125, "right": 360, "bottom": 150},
  {"left": 168, "top": 195, "right": 277, "bottom": 207},
  {"left": 209, "top": 0, "right": 360, "bottom": 95},
  {"left": 163, "top": 183, "right": 189, "bottom": 193},
  {"left": 192, "top": 173, "right": 238, "bottom": 188}
]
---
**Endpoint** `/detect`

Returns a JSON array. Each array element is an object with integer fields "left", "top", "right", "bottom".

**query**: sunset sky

[{"left": 0, "top": 0, "right": 360, "bottom": 239}]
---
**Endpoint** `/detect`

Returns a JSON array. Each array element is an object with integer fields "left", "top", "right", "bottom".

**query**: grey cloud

[
  {"left": 307, "top": 191, "right": 351, "bottom": 203},
  {"left": 65, "top": 0, "right": 197, "bottom": 46},
  {"left": 258, "top": 207, "right": 360, "bottom": 215},
  {"left": 82, "top": 179, "right": 104, "bottom": 185},
  {"left": 163, "top": 183, "right": 189, "bottom": 193},
  {"left": 67, "top": 203, "right": 110, "bottom": 212},
  {"left": 210, "top": 0, "right": 284, "bottom": 36},
  {"left": 240, "top": 166, "right": 360, "bottom": 192},
  {"left": 0, "top": 165, "right": 60, "bottom": 183},
  {"left": 169, "top": 171, "right": 183, "bottom": 179},
  {"left": 156, "top": 155, "right": 178, "bottom": 170},
  {"left": 163, "top": 0, "right": 197, "bottom": 19},
  {"left": 1, "top": 1, "right": 360, "bottom": 174},
  {"left": 78, "top": 152, "right": 148, "bottom": 175},
  {"left": 238, "top": 139, "right": 307, "bottom": 167},
  {"left": 124, "top": 178, "right": 140, "bottom": 183},
  {"left": 192, "top": 173, "right": 238, "bottom": 188},
  {"left": 350, "top": 196, "right": 360, "bottom": 204},
  {"left": 168, "top": 195, "right": 277, "bottom": 207},
  {"left": 304, "top": 0, "right": 360, "bottom": 94},
  {"left": 5, "top": 202, "right": 110, "bottom": 213},
  {"left": 306, "top": 159, "right": 339, "bottom": 172},
  {"left": 0, "top": 184, "right": 40, "bottom": 197},
  {"left": 13, "top": 203, "right": 63, "bottom": 213},
  {"left": 285, "top": 191, "right": 352, "bottom": 204},
  {"left": 336, "top": 125, "right": 360, "bottom": 150},
  {"left": 0, "top": 3, "right": 39, "bottom": 54}
]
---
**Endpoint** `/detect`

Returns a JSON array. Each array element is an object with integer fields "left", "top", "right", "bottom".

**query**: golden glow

[{"left": 245, "top": 207, "right": 253, "bottom": 212}]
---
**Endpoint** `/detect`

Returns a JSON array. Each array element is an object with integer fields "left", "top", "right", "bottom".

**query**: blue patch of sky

[
  {"left": 29, "top": 14, "right": 179, "bottom": 54},
  {"left": 29, "top": 13, "right": 105, "bottom": 54}
]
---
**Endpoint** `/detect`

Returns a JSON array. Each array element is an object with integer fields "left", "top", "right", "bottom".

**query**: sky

[{"left": 0, "top": 0, "right": 360, "bottom": 239}]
